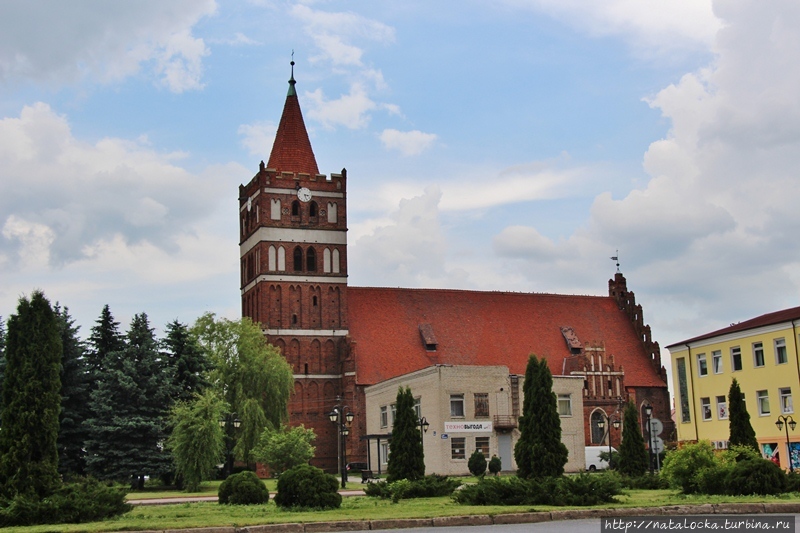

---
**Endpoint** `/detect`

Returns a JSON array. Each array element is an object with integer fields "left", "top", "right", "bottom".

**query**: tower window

[
  {"left": 310, "top": 201, "right": 318, "bottom": 218},
  {"left": 291, "top": 200, "right": 300, "bottom": 217},
  {"left": 313, "top": 296, "right": 318, "bottom": 306},
  {"left": 306, "top": 247, "right": 317, "bottom": 272},
  {"left": 292, "top": 314, "right": 298, "bottom": 325},
  {"left": 293, "top": 247, "right": 303, "bottom": 271}
]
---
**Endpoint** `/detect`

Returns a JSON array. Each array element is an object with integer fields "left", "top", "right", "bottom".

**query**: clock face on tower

[{"left": 296, "top": 187, "right": 312, "bottom": 202}]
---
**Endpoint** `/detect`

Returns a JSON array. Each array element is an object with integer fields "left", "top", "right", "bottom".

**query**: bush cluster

[
  {"left": 661, "top": 441, "right": 792, "bottom": 496},
  {"left": 218, "top": 471, "right": 269, "bottom": 505},
  {"left": 364, "top": 474, "right": 461, "bottom": 502},
  {"left": 0, "top": 478, "right": 130, "bottom": 527},
  {"left": 468, "top": 450, "right": 487, "bottom": 477},
  {"left": 274, "top": 464, "right": 341, "bottom": 509},
  {"left": 452, "top": 473, "right": 621, "bottom": 506}
]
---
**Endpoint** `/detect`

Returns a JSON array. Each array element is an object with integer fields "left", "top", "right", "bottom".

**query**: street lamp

[
  {"left": 596, "top": 412, "right": 621, "bottom": 469},
  {"left": 416, "top": 416, "right": 430, "bottom": 443},
  {"left": 776, "top": 415, "right": 797, "bottom": 472},
  {"left": 329, "top": 402, "right": 354, "bottom": 488},
  {"left": 218, "top": 414, "right": 241, "bottom": 478},
  {"left": 644, "top": 404, "right": 654, "bottom": 475}
]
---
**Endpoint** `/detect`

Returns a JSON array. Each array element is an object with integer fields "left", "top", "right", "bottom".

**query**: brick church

[{"left": 238, "top": 65, "right": 673, "bottom": 472}]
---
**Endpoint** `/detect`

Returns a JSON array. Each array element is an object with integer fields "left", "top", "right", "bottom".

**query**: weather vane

[{"left": 610, "top": 250, "right": 620, "bottom": 273}]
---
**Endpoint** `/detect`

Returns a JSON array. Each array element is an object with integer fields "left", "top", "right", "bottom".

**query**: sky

[{"left": 1, "top": 0, "right": 799, "bottom": 385}]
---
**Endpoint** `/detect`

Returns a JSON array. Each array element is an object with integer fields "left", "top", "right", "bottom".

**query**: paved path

[{"left": 128, "top": 489, "right": 366, "bottom": 505}]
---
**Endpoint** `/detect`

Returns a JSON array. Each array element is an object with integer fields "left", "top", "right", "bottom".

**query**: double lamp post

[
  {"left": 776, "top": 414, "right": 797, "bottom": 473},
  {"left": 329, "top": 403, "right": 355, "bottom": 488},
  {"left": 596, "top": 412, "right": 620, "bottom": 469}
]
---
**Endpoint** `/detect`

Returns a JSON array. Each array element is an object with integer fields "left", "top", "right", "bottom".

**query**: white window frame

[
  {"left": 390, "top": 403, "right": 397, "bottom": 425},
  {"left": 414, "top": 397, "right": 421, "bottom": 419},
  {"left": 697, "top": 353, "right": 708, "bottom": 376},
  {"left": 701, "top": 397, "right": 712, "bottom": 421},
  {"left": 757, "top": 390, "right": 770, "bottom": 416},
  {"left": 557, "top": 394, "right": 572, "bottom": 417},
  {"left": 776, "top": 338, "right": 788, "bottom": 365},
  {"left": 731, "top": 346, "right": 742, "bottom": 372},
  {"left": 716, "top": 395, "right": 728, "bottom": 420},
  {"left": 380, "top": 442, "right": 389, "bottom": 465},
  {"left": 780, "top": 388, "right": 793, "bottom": 414},
  {"left": 450, "top": 394, "right": 465, "bottom": 418},
  {"left": 712, "top": 350, "right": 723, "bottom": 374},
  {"left": 380, "top": 406, "right": 388, "bottom": 428},
  {"left": 753, "top": 342, "right": 765, "bottom": 368}
]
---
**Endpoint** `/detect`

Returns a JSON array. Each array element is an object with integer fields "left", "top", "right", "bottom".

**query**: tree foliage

[
  {"left": 514, "top": 355, "right": 568, "bottom": 478},
  {"left": 163, "top": 320, "right": 210, "bottom": 404},
  {"left": 191, "top": 313, "right": 293, "bottom": 466},
  {"left": 84, "top": 313, "right": 173, "bottom": 486},
  {"left": 468, "top": 449, "right": 487, "bottom": 477},
  {"left": 86, "top": 305, "right": 124, "bottom": 385},
  {"left": 254, "top": 424, "right": 315, "bottom": 476},
  {"left": 386, "top": 386, "right": 425, "bottom": 482},
  {"left": 167, "top": 391, "right": 225, "bottom": 492},
  {"left": 54, "top": 305, "right": 90, "bottom": 480},
  {"left": 0, "top": 290, "right": 62, "bottom": 499},
  {"left": 617, "top": 401, "right": 649, "bottom": 477},
  {"left": 728, "top": 378, "right": 759, "bottom": 453}
]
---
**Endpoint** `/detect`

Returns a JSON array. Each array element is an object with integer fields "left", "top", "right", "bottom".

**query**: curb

[{"left": 124, "top": 502, "right": 800, "bottom": 533}]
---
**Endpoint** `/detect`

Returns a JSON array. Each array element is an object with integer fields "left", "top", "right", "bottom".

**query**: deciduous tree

[
  {"left": 0, "top": 291, "right": 62, "bottom": 499},
  {"left": 254, "top": 424, "right": 316, "bottom": 476},
  {"left": 386, "top": 386, "right": 425, "bottom": 482},
  {"left": 167, "top": 391, "right": 225, "bottom": 492}
]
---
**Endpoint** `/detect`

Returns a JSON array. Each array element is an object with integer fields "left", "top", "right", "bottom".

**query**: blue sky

[{"left": 2, "top": 1, "right": 798, "bottom": 382}]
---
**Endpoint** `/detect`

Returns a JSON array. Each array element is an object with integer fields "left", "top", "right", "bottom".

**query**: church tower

[{"left": 238, "top": 62, "right": 350, "bottom": 471}]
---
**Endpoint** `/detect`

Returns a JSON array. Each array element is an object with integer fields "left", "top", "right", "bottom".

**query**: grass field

[{"left": 5, "top": 485, "right": 800, "bottom": 533}]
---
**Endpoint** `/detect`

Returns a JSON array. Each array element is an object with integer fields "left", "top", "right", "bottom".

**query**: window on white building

[
  {"left": 380, "top": 442, "right": 389, "bottom": 464},
  {"left": 414, "top": 397, "right": 421, "bottom": 419},
  {"left": 390, "top": 403, "right": 397, "bottom": 425},
  {"left": 475, "top": 436, "right": 490, "bottom": 458},
  {"left": 450, "top": 394, "right": 465, "bottom": 417},
  {"left": 474, "top": 393, "right": 489, "bottom": 417},
  {"left": 380, "top": 406, "right": 388, "bottom": 428},
  {"left": 557, "top": 394, "right": 572, "bottom": 416},
  {"left": 451, "top": 437, "right": 466, "bottom": 460},
  {"left": 757, "top": 390, "right": 770, "bottom": 416}
]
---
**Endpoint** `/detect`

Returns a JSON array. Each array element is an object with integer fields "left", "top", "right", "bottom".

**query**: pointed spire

[{"left": 267, "top": 58, "right": 319, "bottom": 176}]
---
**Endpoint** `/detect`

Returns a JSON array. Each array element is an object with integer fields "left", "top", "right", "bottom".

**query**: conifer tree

[
  {"left": 163, "top": 319, "right": 210, "bottom": 404},
  {"left": 85, "top": 313, "right": 173, "bottom": 487},
  {"left": 0, "top": 291, "right": 62, "bottom": 499},
  {"left": 728, "top": 378, "right": 759, "bottom": 453},
  {"left": 515, "top": 355, "right": 568, "bottom": 478},
  {"left": 0, "top": 317, "right": 6, "bottom": 413},
  {"left": 617, "top": 401, "right": 648, "bottom": 476},
  {"left": 86, "top": 304, "right": 124, "bottom": 385},
  {"left": 54, "top": 304, "right": 90, "bottom": 479},
  {"left": 386, "top": 386, "right": 425, "bottom": 482}
]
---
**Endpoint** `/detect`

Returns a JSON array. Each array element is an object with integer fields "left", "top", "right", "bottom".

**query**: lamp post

[
  {"left": 644, "top": 404, "right": 654, "bottom": 475},
  {"left": 776, "top": 414, "right": 797, "bottom": 473},
  {"left": 416, "top": 416, "right": 430, "bottom": 443},
  {"left": 596, "top": 412, "right": 621, "bottom": 469},
  {"left": 329, "top": 401, "right": 354, "bottom": 488},
  {"left": 218, "top": 414, "right": 241, "bottom": 478}
]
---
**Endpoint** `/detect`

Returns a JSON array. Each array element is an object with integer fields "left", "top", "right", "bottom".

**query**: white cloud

[
  {"left": 304, "top": 83, "right": 377, "bottom": 130},
  {"left": 380, "top": 129, "right": 437, "bottom": 156},
  {"left": 0, "top": 0, "right": 216, "bottom": 92},
  {"left": 238, "top": 121, "right": 277, "bottom": 156}
]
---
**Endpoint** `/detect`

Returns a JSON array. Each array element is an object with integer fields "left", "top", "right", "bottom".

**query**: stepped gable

[
  {"left": 347, "top": 286, "right": 666, "bottom": 388},
  {"left": 266, "top": 62, "right": 319, "bottom": 176}
]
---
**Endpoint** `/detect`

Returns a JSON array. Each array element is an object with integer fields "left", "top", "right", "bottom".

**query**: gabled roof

[
  {"left": 666, "top": 305, "right": 800, "bottom": 348},
  {"left": 347, "top": 287, "right": 666, "bottom": 389},
  {"left": 266, "top": 66, "right": 319, "bottom": 176}
]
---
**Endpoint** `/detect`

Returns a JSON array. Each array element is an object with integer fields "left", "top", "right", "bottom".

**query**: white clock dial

[{"left": 297, "top": 187, "right": 312, "bottom": 202}]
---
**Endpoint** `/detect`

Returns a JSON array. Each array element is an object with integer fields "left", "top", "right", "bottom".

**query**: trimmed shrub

[
  {"left": 0, "top": 478, "right": 130, "bottom": 527},
  {"left": 452, "top": 473, "right": 621, "bottom": 506},
  {"left": 786, "top": 471, "right": 800, "bottom": 493},
  {"left": 468, "top": 450, "right": 487, "bottom": 477},
  {"left": 661, "top": 441, "right": 717, "bottom": 493},
  {"left": 488, "top": 455, "right": 502, "bottom": 475},
  {"left": 274, "top": 464, "right": 341, "bottom": 509},
  {"left": 726, "top": 459, "right": 787, "bottom": 496},
  {"left": 218, "top": 471, "right": 269, "bottom": 505},
  {"left": 365, "top": 475, "right": 460, "bottom": 501},
  {"left": 614, "top": 472, "right": 670, "bottom": 490}
]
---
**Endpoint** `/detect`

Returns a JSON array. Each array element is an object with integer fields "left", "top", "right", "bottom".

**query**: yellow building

[{"left": 667, "top": 306, "right": 800, "bottom": 470}]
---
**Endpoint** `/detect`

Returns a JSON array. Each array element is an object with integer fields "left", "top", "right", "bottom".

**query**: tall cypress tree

[
  {"left": 728, "top": 378, "right": 758, "bottom": 453},
  {"left": 85, "top": 313, "right": 173, "bottom": 487},
  {"left": 617, "top": 401, "right": 648, "bottom": 476},
  {"left": 0, "top": 291, "right": 62, "bottom": 499},
  {"left": 386, "top": 386, "right": 425, "bottom": 482},
  {"left": 515, "top": 355, "right": 568, "bottom": 478},
  {"left": 54, "top": 304, "right": 90, "bottom": 479},
  {"left": 163, "top": 319, "right": 209, "bottom": 404}
]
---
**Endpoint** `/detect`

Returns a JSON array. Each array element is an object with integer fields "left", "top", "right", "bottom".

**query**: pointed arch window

[
  {"left": 306, "top": 247, "right": 317, "bottom": 272},
  {"left": 293, "top": 246, "right": 303, "bottom": 271},
  {"left": 591, "top": 410, "right": 606, "bottom": 444},
  {"left": 323, "top": 248, "right": 331, "bottom": 273},
  {"left": 291, "top": 200, "right": 300, "bottom": 217},
  {"left": 310, "top": 201, "right": 318, "bottom": 218}
]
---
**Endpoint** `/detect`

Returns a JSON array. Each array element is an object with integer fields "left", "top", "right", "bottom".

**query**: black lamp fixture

[
  {"left": 643, "top": 404, "right": 654, "bottom": 475},
  {"left": 776, "top": 414, "right": 797, "bottom": 473}
]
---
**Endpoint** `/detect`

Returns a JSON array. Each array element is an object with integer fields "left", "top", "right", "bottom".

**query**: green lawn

[
  {"left": 4, "top": 488, "right": 800, "bottom": 533},
  {"left": 126, "top": 479, "right": 366, "bottom": 500}
]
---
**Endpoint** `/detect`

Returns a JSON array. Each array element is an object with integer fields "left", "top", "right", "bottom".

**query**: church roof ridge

[
  {"left": 266, "top": 60, "right": 319, "bottom": 176},
  {"left": 348, "top": 285, "right": 609, "bottom": 300}
]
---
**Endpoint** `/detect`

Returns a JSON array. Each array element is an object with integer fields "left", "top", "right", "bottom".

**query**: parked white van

[{"left": 585, "top": 446, "right": 616, "bottom": 471}]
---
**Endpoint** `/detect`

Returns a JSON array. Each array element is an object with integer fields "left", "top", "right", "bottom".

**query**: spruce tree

[
  {"left": 386, "top": 386, "right": 425, "bottom": 482},
  {"left": 54, "top": 304, "right": 90, "bottom": 479},
  {"left": 728, "top": 378, "right": 759, "bottom": 453},
  {"left": 0, "top": 291, "right": 62, "bottom": 499},
  {"left": 515, "top": 355, "right": 568, "bottom": 478},
  {"left": 0, "top": 317, "right": 6, "bottom": 414},
  {"left": 163, "top": 319, "right": 209, "bottom": 404},
  {"left": 86, "top": 304, "right": 124, "bottom": 386},
  {"left": 617, "top": 401, "right": 648, "bottom": 476},
  {"left": 85, "top": 313, "right": 173, "bottom": 487}
]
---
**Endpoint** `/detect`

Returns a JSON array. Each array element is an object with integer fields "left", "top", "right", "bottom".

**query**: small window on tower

[
  {"left": 313, "top": 296, "right": 318, "bottom": 306},
  {"left": 293, "top": 247, "right": 303, "bottom": 271},
  {"left": 291, "top": 200, "right": 300, "bottom": 217},
  {"left": 306, "top": 247, "right": 317, "bottom": 272},
  {"left": 310, "top": 201, "right": 318, "bottom": 218},
  {"left": 292, "top": 314, "right": 298, "bottom": 325}
]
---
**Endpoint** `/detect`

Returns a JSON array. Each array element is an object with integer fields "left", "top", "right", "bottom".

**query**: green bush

[
  {"left": 726, "top": 459, "right": 787, "bottom": 495},
  {"left": 613, "top": 472, "right": 670, "bottom": 490},
  {"left": 488, "top": 455, "right": 502, "bottom": 475},
  {"left": 453, "top": 473, "right": 621, "bottom": 506},
  {"left": 274, "top": 464, "right": 341, "bottom": 509},
  {"left": 468, "top": 450, "right": 487, "bottom": 477},
  {"left": 0, "top": 478, "right": 130, "bottom": 527},
  {"left": 364, "top": 474, "right": 460, "bottom": 501},
  {"left": 218, "top": 471, "right": 269, "bottom": 505},
  {"left": 661, "top": 441, "right": 718, "bottom": 493},
  {"left": 786, "top": 471, "right": 800, "bottom": 492}
]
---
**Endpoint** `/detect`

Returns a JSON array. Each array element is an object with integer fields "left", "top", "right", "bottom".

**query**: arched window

[
  {"left": 332, "top": 249, "right": 340, "bottom": 274},
  {"left": 277, "top": 246, "right": 286, "bottom": 271},
  {"left": 591, "top": 410, "right": 606, "bottom": 444},
  {"left": 323, "top": 248, "right": 331, "bottom": 273},
  {"left": 293, "top": 247, "right": 303, "bottom": 271},
  {"left": 310, "top": 201, "right": 318, "bottom": 218},
  {"left": 306, "top": 247, "right": 317, "bottom": 272},
  {"left": 268, "top": 246, "right": 276, "bottom": 271},
  {"left": 291, "top": 200, "right": 300, "bottom": 217}
]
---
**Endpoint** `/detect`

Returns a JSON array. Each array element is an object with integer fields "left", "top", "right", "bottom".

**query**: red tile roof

[
  {"left": 267, "top": 79, "right": 319, "bottom": 176},
  {"left": 347, "top": 287, "right": 666, "bottom": 388},
  {"left": 666, "top": 305, "right": 800, "bottom": 348}
]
